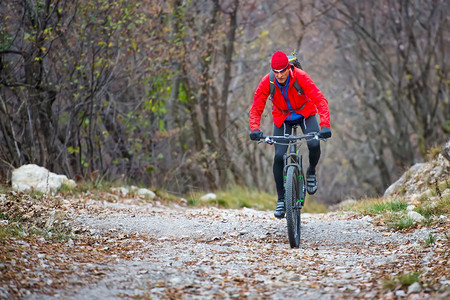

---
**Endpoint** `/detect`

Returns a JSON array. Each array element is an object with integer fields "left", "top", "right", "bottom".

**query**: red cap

[{"left": 271, "top": 51, "right": 289, "bottom": 72}]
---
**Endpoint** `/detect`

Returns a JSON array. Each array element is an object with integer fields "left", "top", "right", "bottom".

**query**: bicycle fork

[
  {"left": 297, "top": 153, "right": 306, "bottom": 208},
  {"left": 283, "top": 152, "right": 305, "bottom": 208}
]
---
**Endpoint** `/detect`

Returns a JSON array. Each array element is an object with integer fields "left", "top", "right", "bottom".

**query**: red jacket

[{"left": 249, "top": 67, "right": 330, "bottom": 132}]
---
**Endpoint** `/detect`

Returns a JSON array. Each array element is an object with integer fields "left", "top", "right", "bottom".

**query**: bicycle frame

[{"left": 282, "top": 125, "right": 305, "bottom": 207}]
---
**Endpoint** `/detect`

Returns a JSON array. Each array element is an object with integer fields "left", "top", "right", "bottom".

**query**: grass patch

[
  {"left": 303, "top": 197, "right": 328, "bottom": 213},
  {"left": 187, "top": 185, "right": 327, "bottom": 213},
  {"left": 351, "top": 198, "right": 417, "bottom": 231},
  {"left": 343, "top": 193, "right": 450, "bottom": 231},
  {"left": 426, "top": 145, "right": 442, "bottom": 161},
  {"left": 153, "top": 189, "right": 183, "bottom": 203},
  {"left": 31, "top": 227, "right": 73, "bottom": 242},
  {"left": 0, "top": 191, "right": 72, "bottom": 241},
  {"left": 423, "top": 233, "right": 435, "bottom": 247},
  {"left": 388, "top": 216, "right": 415, "bottom": 231},
  {"left": 188, "top": 186, "right": 275, "bottom": 210},
  {"left": 60, "top": 179, "right": 115, "bottom": 195},
  {"left": 344, "top": 198, "right": 421, "bottom": 231},
  {"left": 416, "top": 196, "right": 450, "bottom": 219},
  {"left": 347, "top": 198, "right": 407, "bottom": 216},
  {"left": 0, "top": 223, "right": 73, "bottom": 242},
  {"left": 0, "top": 224, "right": 26, "bottom": 239},
  {"left": 0, "top": 184, "right": 8, "bottom": 193},
  {"left": 383, "top": 272, "right": 421, "bottom": 291}
]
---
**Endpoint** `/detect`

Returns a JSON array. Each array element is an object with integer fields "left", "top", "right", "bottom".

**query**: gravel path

[{"left": 26, "top": 200, "right": 448, "bottom": 299}]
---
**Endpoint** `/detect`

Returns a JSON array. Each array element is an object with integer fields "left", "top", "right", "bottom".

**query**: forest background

[{"left": 0, "top": 0, "right": 448, "bottom": 205}]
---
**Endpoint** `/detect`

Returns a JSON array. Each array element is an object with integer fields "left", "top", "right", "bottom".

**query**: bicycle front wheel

[{"left": 285, "top": 166, "right": 301, "bottom": 248}]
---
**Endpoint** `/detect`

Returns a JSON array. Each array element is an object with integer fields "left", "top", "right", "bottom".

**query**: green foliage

[
  {"left": 0, "top": 224, "right": 26, "bottom": 239},
  {"left": 32, "top": 227, "right": 73, "bottom": 242},
  {"left": 388, "top": 216, "right": 415, "bottom": 231},
  {"left": 187, "top": 186, "right": 273, "bottom": 210},
  {"left": 187, "top": 185, "right": 327, "bottom": 213},
  {"left": 443, "top": 116, "right": 450, "bottom": 133},
  {"left": 344, "top": 192, "right": 449, "bottom": 231},
  {"left": 354, "top": 198, "right": 407, "bottom": 216},
  {"left": 415, "top": 196, "right": 450, "bottom": 219},
  {"left": 68, "top": 179, "right": 115, "bottom": 193},
  {"left": 144, "top": 72, "right": 170, "bottom": 122},
  {"left": 178, "top": 82, "right": 189, "bottom": 103},
  {"left": 423, "top": 233, "right": 435, "bottom": 247},
  {"left": 0, "top": 29, "right": 13, "bottom": 51},
  {"left": 383, "top": 272, "right": 421, "bottom": 291},
  {"left": 0, "top": 191, "right": 74, "bottom": 241},
  {"left": 0, "top": 223, "right": 72, "bottom": 242}
]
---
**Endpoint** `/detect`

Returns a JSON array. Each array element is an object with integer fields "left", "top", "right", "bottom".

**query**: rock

[
  {"left": 384, "top": 163, "right": 427, "bottom": 196},
  {"left": 65, "top": 239, "right": 74, "bottom": 247},
  {"left": 442, "top": 140, "right": 450, "bottom": 161},
  {"left": 407, "top": 282, "right": 421, "bottom": 294},
  {"left": 431, "top": 165, "right": 445, "bottom": 179},
  {"left": 169, "top": 276, "right": 182, "bottom": 285},
  {"left": 384, "top": 147, "right": 449, "bottom": 197},
  {"left": 407, "top": 211, "right": 425, "bottom": 222},
  {"left": 45, "top": 210, "right": 67, "bottom": 228},
  {"left": 200, "top": 193, "right": 217, "bottom": 202},
  {"left": 137, "top": 188, "right": 156, "bottom": 199},
  {"left": 407, "top": 205, "right": 415, "bottom": 211},
  {"left": 12, "top": 164, "right": 76, "bottom": 194},
  {"left": 438, "top": 215, "right": 448, "bottom": 224},
  {"left": 373, "top": 254, "right": 397, "bottom": 266},
  {"left": 409, "top": 194, "right": 421, "bottom": 204},
  {"left": 111, "top": 187, "right": 129, "bottom": 196}
]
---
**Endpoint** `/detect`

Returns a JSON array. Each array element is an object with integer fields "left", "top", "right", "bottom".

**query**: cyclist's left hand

[
  {"left": 318, "top": 127, "right": 331, "bottom": 139},
  {"left": 249, "top": 130, "right": 263, "bottom": 141}
]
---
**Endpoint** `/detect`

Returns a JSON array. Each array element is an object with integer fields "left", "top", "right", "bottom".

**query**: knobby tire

[{"left": 285, "top": 166, "right": 301, "bottom": 248}]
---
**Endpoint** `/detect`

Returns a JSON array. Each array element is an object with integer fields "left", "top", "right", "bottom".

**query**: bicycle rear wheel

[{"left": 285, "top": 166, "right": 301, "bottom": 248}]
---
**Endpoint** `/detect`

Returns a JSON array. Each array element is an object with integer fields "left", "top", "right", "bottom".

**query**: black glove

[
  {"left": 318, "top": 127, "right": 332, "bottom": 139},
  {"left": 249, "top": 130, "right": 263, "bottom": 141}
]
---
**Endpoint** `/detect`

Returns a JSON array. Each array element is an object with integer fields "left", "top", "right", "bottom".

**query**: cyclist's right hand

[
  {"left": 249, "top": 130, "right": 263, "bottom": 141},
  {"left": 318, "top": 127, "right": 332, "bottom": 139}
]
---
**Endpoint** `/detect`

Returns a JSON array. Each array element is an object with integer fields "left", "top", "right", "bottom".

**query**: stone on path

[
  {"left": 12, "top": 164, "right": 76, "bottom": 194},
  {"left": 407, "top": 282, "right": 421, "bottom": 294},
  {"left": 200, "top": 193, "right": 217, "bottom": 202}
]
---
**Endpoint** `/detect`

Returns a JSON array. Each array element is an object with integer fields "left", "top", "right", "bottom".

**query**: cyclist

[{"left": 249, "top": 51, "right": 331, "bottom": 219}]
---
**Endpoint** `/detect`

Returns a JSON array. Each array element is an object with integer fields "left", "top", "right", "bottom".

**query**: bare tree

[
  {"left": 321, "top": 0, "right": 449, "bottom": 195},
  {"left": 0, "top": 0, "right": 79, "bottom": 177}
]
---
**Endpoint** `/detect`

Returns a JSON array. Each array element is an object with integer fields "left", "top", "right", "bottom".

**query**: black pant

[{"left": 273, "top": 115, "right": 321, "bottom": 199}]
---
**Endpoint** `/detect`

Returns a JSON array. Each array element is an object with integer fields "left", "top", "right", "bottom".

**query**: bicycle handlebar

[{"left": 257, "top": 132, "right": 326, "bottom": 145}]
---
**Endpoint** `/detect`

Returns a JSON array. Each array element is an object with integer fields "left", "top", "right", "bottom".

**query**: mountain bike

[{"left": 258, "top": 126, "right": 325, "bottom": 248}]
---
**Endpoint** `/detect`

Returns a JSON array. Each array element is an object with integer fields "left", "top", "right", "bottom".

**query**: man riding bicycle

[{"left": 249, "top": 51, "right": 331, "bottom": 219}]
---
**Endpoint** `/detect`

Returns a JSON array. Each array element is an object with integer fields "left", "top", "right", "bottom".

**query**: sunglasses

[{"left": 272, "top": 63, "right": 290, "bottom": 73}]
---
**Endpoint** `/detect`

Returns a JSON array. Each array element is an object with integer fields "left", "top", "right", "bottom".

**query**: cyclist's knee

[
  {"left": 307, "top": 139, "right": 320, "bottom": 151},
  {"left": 274, "top": 152, "right": 284, "bottom": 165}
]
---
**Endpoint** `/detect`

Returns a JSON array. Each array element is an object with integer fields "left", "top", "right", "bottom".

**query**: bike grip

[{"left": 318, "top": 127, "right": 332, "bottom": 139}]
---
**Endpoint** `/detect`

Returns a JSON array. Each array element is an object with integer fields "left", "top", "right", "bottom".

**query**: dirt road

[
  {"left": 1, "top": 195, "right": 447, "bottom": 299},
  {"left": 8, "top": 196, "right": 442, "bottom": 300}
]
